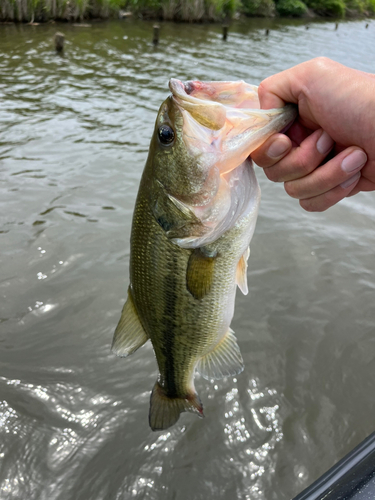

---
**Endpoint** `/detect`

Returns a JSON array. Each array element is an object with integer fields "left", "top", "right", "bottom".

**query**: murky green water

[{"left": 1, "top": 17, "right": 375, "bottom": 500}]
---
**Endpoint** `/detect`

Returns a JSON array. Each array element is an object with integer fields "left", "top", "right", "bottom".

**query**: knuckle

[
  {"left": 300, "top": 188, "right": 341, "bottom": 212},
  {"left": 311, "top": 56, "right": 332, "bottom": 71},
  {"left": 284, "top": 180, "right": 299, "bottom": 198},
  {"left": 251, "top": 150, "right": 267, "bottom": 168},
  {"left": 257, "top": 81, "right": 268, "bottom": 100},
  {"left": 264, "top": 167, "right": 280, "bottom": 182},
  {"left": 300, "top": 199, "right": 326, "bottom": 212},
  {"left": 298, "top": 155, "right": 314, "bottom": 176}
]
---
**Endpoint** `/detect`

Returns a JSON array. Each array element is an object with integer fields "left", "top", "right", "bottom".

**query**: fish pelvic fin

[
  {"left": 149, "top": 382, "right": 204, "bottom": 432},
  {"left": 196, "top": 328, "right": 244, "bottom": 380},
  {"left": 236, "top": 247, "right": 250, "bottom": 295},
  {"left": 111, "top": 289, "right": 148, "bottom": 357}
]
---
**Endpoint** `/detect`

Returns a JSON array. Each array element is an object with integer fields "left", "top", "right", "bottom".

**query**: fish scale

[{"left": 131, "top": 185, "right": 233, "bottom": 385}]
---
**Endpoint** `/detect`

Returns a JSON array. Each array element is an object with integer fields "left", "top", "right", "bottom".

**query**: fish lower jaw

[{"left": 171, "top": 161, "right": 260, "bottom": 250}]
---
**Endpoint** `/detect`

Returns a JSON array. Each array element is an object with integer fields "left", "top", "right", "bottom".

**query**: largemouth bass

[{"left": 112, "top": 79, "right": 296, "bottom": 431}]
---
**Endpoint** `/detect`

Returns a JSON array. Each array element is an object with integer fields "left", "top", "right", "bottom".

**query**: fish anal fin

[
  {"left": 111, "top": 289, "right": 148, "bottom": 357},
  {"left": 196, "top": 328, "right": 244, "bottom": 380},
  {"left": 149, "top": 382, "right": 204, "bottom": 431},
  {"left": 186, "top": 248, "right": 216, "bottom": 300},
  {"left": 236, "top": 247, "right": 250, "bottom": 295}
]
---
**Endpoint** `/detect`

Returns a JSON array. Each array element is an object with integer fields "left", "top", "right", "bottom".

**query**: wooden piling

[
  {"left": 54, "top": 32, "right": 65, "bottom": 52},
  {"left": 153, "top": 25, "right": 160, "bottom": 45},
  {"left": 223, "top": 25, "right": 229, "bottom": 41}
]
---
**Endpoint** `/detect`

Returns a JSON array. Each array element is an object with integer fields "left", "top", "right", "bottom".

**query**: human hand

[{"left": 251, "top": 57, "right": 375, "bottom": 211}]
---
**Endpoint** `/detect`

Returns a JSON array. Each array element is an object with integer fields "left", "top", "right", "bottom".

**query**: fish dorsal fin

[
  {"left": 236, "top": 247, "right": 250, "bottom": 295},
  {"left": 111, "top": 289, "right": 148, "bottom": 357},
  {"left": 196, "top": 328, "right": 244, "bottom": 380},
  {"left": 186, "top": 248, "right": 216, "bottom": 300},
  {"left": 149, "top": 381, "right": 204, "bottom": 431}
]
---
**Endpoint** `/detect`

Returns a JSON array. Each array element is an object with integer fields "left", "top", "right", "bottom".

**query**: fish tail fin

[{"left": 149, "top": 381, "right": 204, "bottom": 431}]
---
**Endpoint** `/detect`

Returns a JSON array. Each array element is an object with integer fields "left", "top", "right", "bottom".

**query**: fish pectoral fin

[
  {"left": 196, "top": 328, "right": 244, "bottom": 380},
  {"left": 111, "top": 289, "right": 148, "bottom": 357},
  {"left": 149, "top": 382, "right": 204, "bottom": 431},
  {"left": 186, "top": 248, "right": 216, "bottom": 300},
  {"left": 236, "top": 247, "right": 250, "bottom": 295}
]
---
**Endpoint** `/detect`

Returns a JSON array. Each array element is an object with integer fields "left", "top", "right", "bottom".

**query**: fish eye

[{"left": 158, "top": 125, "right": 175, "bottom": 145}]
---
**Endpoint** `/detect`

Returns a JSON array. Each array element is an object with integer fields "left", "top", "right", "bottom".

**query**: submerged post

[
  {"left": 54, "top": 32, "right": 65, "bottom": 53},
  {"left": 153, "top": 25, "right": 160, "bottom": 45},
  {"left": 223, "top": 25, "right": 229, "bottom": 41}
]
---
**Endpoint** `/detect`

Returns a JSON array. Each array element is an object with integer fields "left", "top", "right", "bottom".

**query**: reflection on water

[{"left": 1, "top": 17, "right": 375, "bottom": 500}]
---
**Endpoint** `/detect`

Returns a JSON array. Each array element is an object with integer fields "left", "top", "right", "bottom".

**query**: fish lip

[
  {"left": 169, "top": 78, "right": 192, "bottom": 102},
  {"left": 169, "top": 78, "right": 226, "bottom": 131},
  {"left": 169, "top": 78, "right": 184, "bottom": 95},
  {"left": 169, "top": 78, "right": 197, "bottom": 108},
  {"left": 169, "top": 78, "right": 222, "bottom": 107},
  {"left": 169, "top": 78, "right": 197, "bottom": 97}
]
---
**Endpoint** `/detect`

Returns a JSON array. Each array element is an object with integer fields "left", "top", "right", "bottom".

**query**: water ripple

[{"left": 0, "top": 18, "right": 375, "bottom": 500}]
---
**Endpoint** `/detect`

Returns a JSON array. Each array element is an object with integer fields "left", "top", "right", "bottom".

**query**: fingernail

[
  {"left": 340, "top": 171, "right": 361, "bottom": 189},
  {"left": 267, "top": 139, "right": 290, "bottom": 159},
  {"left": 341, "top": 150, "right": 367, "bottom": 173},
  {"left": 316, "top": 131, "right": 334, "bottom": 155}
]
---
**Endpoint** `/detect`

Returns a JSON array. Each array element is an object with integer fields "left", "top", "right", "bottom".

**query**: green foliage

[
  {"left": 124, "top": 0, "right": 237, "bottom": 20},
  {"left": 126, "top": 0, "right": 239, "bottom": 20},
  {"left": 366, "top": 0, "right": 375, "bottom": 12},
  {"left": 96, "top": 0, "right": 127, "bottom": 7},
  {"left": 202, "top": 0, "right": 241, "bottom": 19},
  {"left": 0, "top": 0, "right": 127, "bottom": 20},
  {"left": 345, "top": 0, "right": 375, "bottom": 12},
  {"left": 0, "top": 0, "right": 374, "bottom": 23},
  {"left": 276, "top": 0, "right": 307, "bottom": 15},
  {"left": 241, "top": 0, "right": 275, "bottom": 16},
  {"left": 305, "top": 0, "right": 345, "bottom": 15},
  {"left": 344, "top": 0, "right": 364, "bottom": 12},
  {"left": 126, "top": 0, "right": 159, "bottom": 9},
  {"left": 219, "top": 0, "right": 241, "bottom": 17},
  {"left": 90, "top": 0, "right": 127, "bottom": 18}
]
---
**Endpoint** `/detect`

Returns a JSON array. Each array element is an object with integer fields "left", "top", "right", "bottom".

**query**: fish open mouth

[
  {"left": 157, "top": 79, "right": 297, "bottom": 249},
  {"left": 169, "top": 78, "right": 297, "bottom": 175}
]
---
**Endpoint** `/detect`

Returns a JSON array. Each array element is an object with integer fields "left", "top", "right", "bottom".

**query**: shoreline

[
  {"left": 0, "top": 2, "right": 374, "bottom": 25},
  {"left": 0, "top": 12, "right": 373, "bottom": 25}
]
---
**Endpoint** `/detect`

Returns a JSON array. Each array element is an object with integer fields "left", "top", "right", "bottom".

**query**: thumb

[{"left": 258, "top": 69, "right": 299, "bottom": 110}]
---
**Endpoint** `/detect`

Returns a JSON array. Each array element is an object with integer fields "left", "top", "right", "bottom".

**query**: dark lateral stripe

[{"left": 161, "top": 255, "right": 178, "bottom": 397}]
